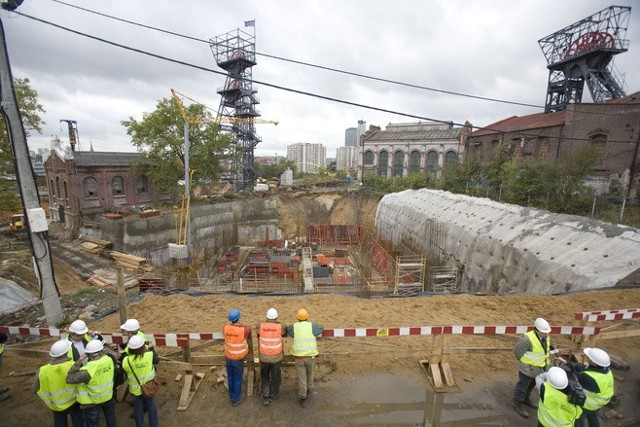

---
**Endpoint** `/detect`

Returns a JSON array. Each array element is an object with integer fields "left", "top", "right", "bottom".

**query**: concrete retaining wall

[
  {"left": 375, "top": 189, "right": 640, "bottom": 294},
  {"left": 81, "top": 198, "right": 280, "bottom": 264}
]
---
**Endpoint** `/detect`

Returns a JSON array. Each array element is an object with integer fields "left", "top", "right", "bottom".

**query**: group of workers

[
  {"left": 225, "top": 306, "right": 323, "bottom": 408},
  {"left": 33, "top": 318, "right": 158, "bottom": 427},
  {"left": 513, "top": 317, "right": 615, "bottom": 427}
]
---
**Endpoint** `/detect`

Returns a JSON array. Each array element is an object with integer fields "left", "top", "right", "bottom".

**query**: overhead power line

[
  {"left": 11, "top": 11, "right": 639, "bottom": 144},
  {"left": 51, "top": 0, "right": 544, "bottom": 110}
]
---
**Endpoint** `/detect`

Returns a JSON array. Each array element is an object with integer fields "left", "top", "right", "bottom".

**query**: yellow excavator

[{"left": 10, "top": 213, "right": 25, "bottom": 231}]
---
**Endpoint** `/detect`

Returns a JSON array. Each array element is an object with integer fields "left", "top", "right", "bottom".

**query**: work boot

[
  {"left": 524, "top": 397, "right": 538, "bottom": 409},
  {"left": 297, "top": 397, "right": 308, "bottom": 408},
  {"left": 512, "top": 401, "right": 529, "bottom": 418},
  {"left": 261, "top": 395, "right": 270, "bottom": 406}
]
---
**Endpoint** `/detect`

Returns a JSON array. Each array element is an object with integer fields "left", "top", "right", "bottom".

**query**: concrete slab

[{"left": 0, "top": 277, "right": 38, "bottom": 315}]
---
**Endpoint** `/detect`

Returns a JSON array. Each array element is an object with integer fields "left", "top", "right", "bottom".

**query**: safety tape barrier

[
  {"left": 322, "top": 325, "right": 599, "bottom": 337},
  {"left": 575, "top": 310, "right": 640, "bottom": 322},
  {"left": 0, "top": 325, "right": 599, "bottom": 347},
  {"left": 574, "top": 308, "right": 640, "bottom": 321}
]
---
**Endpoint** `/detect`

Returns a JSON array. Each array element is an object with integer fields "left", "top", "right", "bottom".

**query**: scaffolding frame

[{"left": 393, "top": 255, "right": 426, "bottom": 296}]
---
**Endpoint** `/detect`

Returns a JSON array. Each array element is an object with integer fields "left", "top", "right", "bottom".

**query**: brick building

[
  {"left": 464, "top": 91, "right": 640, "bottom": 195},
  {"left": 44, "top": 147, "right": 173, "bottom": 226}
]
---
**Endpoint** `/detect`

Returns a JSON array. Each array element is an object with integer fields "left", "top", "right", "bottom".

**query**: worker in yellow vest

[
  {"left": 575, "top": 347, "right": 615, "bottom": 427},
  {"left": 287, "top": 308, "right": 324, "bottom": 408},
  {"left": 34, "top": 340, "right": 83, "bottom": 427},
  {"left": 0, "top": 332, "right": 8, "bottom": 400},
  {"left": 256, "top": 307, "right": 287, "bottom": 406},
  {"left": 122, "top": 335, "right": 159, "bottom": 427},
  {"left": 66, "top": 340, "right": 117, "bottom": 427},
  {"left": 120, "top": 318, "right": 148, "bottom": 356},
  {"left": 537, "top": 366, "right": 583, "bottom": 426},
  {"left": 513, "top": 317, "right": 553, "bottom": 418},
  {"left": 223, "top": 308, "right": 251, "bottom": 406},
  {"left": 66, "top": 320, "right": 99, "bottom": 364}
]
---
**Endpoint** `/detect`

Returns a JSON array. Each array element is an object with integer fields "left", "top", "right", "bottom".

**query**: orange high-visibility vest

[
  {"left": 259, "top": 322, "right": 283, "bottom": 356},
  {"left": 224, "top": 324, "right": 248, "bottom": 360}
]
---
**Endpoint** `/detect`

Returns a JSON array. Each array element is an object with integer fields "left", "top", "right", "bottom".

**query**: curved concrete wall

[{"left": 375, "top": 189, "right": 640, "bottom": 294}]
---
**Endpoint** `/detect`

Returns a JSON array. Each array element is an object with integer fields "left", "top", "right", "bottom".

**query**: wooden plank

[
  {"left": 177, "top": 374, "right": 193, "bottom": 411},
  {"left": 597, "top": 329, "right": 640, "bottom": 340},
  {"left": 441, "top": 362, "right": 455, "bottom": 387}
]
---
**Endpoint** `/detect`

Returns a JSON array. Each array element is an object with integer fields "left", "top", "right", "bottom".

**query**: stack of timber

[
  {"left": 87, "top": 274, "right": 116, "bottom": 291},
  {"left": 87, "top": 269, "right": 139, "bottom": 291},
  {"left": 110, "top": 251, "right": 152, "bottom": 272},
  {"left": 79, "top": 237, "right": 113, "bottom": 255}
]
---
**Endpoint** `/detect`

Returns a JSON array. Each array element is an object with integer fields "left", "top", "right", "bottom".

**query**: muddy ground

[{"left": 2, "top": 273, "right": 640, "bottom": 426}]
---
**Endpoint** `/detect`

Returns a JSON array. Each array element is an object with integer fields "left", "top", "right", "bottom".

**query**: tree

[
  {"left": 546, "top": 145, "right": 599, "bottom": 213},
  {"left": 253, "top": 159, "right": 295, "bottom": 181},
  {"left": 121, "top": 97, "right": 232, "bottom": 196},
  {"left": 0, "top": 78, "right": 46, "bottom": 214},
  {"left": 502, "top": 157, "right": 553, "bottom": 206}
]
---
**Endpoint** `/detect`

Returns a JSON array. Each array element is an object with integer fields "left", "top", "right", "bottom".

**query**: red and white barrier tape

[
  {"left": 575, "top": 308, "right": 640, "bottom": 321},
  {"left": 0, "top": 325, "right": 599, "bottom": 347},
  {"left": 322, "top": 325, "right": 599, "bottom": 337}
]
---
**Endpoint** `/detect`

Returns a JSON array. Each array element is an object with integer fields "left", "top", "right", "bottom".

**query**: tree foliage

[
  {"left": 253, "top": 159, "right": 295, "bottom": 181},
  {"left": 121, "top": 97, "right": 232, "bottom": 196},
  {"left": 0, "top": 78, "right": 46, "bottom": 214}
]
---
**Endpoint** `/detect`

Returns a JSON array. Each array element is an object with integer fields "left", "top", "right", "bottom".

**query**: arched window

[
  {"left": 63, "top": 181, "right": 68, "bottom": 202},
  {"left": 83, "top": 177, "right": 98, "bottom": 199},
  {"left": 426, "top": 151, "right": 438, "bottom": 172},
  {"left": 393, "top": 151, "right": 404, "bottom": 177},
  {"left": 590, "top": 133, "right": 607, "bottom": 169},
  {"left": 136, "top": 175, "right": 149, "bottom": 194},
  {"left": 112, "top": 176, "right": 125, "bottom": 196},
  {"left": 364, "top": 151, "right": 374, "bottom": 165},
  {"left": 55, "top": 177, "right": 62, "bottom": 200},
  {"left": 378, "top": 151, "right": 388, "bottom": 176},
  {"left": 409, "top": 151, "right": 421, "bottom": 174},
  {"left": 50, "top": 179, "right": 56, "bottom": 198},
  {"left": 445, "top": 151, "right": 458, "bottom": 165}
]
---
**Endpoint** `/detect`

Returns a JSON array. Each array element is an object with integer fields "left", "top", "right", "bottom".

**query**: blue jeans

[
  {"left": 52, "top": 403, "right": 83, "bottom": 427},
  {"left": 83, "top": 399, "right": 116, "bottom": 427},
  {"left": 133, "top": 393, "right": 159, "bottom": 427},
  {"left": 576, "top": 409, "right": 600, "bottom": 427},
  {"left": 226, "top": 358, "right": 244, "bottom": 403}
]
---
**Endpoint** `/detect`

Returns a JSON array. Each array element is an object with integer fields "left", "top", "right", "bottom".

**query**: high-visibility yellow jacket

[
  {"left": 77, "top": 355, "right": 114, "bottom": 405},
  {"left": 582, "top": 369, "right": 614, "bottom": 411},
  {"left": 291, "top": 322, "right": 318, "bottom": 357},
  {"left": 37, "top": 361, "right": 77, "bottom": 411},
  {"left": 123, "top": 352, "right": 155, "bottom": 396},
  {"left": 520, "top": 330, "right": 550, "bottom": 367},
  {"left": 537, "top": 384, "right": 583, "bottom": 427}
]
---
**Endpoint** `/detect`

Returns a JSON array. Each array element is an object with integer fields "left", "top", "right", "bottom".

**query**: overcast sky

[{"left": 2, "top": 0, "right": 639, "bottom": 158}]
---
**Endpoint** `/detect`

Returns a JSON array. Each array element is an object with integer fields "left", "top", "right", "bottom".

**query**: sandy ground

[{"left": 2, "top": 288, "right": 640, "bottom": 426}]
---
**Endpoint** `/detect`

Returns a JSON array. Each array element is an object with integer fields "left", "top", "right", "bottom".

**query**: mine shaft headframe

[{"left": 538, "top": 6, "right": 631, "bottom": 113}]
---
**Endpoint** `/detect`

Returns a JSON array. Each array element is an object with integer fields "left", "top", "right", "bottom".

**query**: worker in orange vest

[
  {"left": 223, "top": 308, "right": 251, "bottom": 406},
  {"left": 256, "top": 308, "right": 287, "bottom": 406}
]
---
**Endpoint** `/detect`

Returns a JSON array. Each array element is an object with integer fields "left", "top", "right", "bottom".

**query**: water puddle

[{"left": 320, "top": 373, "right": 514, "bottom": 426}]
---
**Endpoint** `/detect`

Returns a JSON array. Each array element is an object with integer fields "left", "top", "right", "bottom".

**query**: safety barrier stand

[{"left": 572, "top": 308, "right": 640, "bottom": 363}]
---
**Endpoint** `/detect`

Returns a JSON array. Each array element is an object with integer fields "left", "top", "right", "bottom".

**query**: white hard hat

[
  {"left": 127, "top": 335, "right": 145, "bottom": 350},
  {"left": 121, "top": 319, "right": 141, "bottom": 332},
  {"left": 69, "top": 319, "right": 89, "bottom": 335},
  {"left": 547, "top": 366, "right": 568, "bottom": 389},
  {"left": 49, "top": 340, "right": 72, "bottom": 358},
  {"left": 584, "top": 347, "right": 611, "bottom": 368},
  {"left": 85, "top": 339, "right": 104, "bottom": 354},
  {"left": 266, "top": 308, "right": 278, "bottom": 320},
  {"left": 534, "top": 318, "right": 551, "bottom": 333}
]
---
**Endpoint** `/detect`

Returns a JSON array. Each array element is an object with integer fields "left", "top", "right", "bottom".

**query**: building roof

[
  {"left": 72, "top": 151, "right": 139, "bottom": 167},
  {"left": 365, "top": 127, "right": 462, "bottom": 142},
  {"left": 604, "top": 90, "right": 639, "bottom": 104},
  {"left": 470, "top": 111, "right": 566, "bottom": 137}
]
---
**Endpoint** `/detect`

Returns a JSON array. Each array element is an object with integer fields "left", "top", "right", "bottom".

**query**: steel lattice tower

[
  {"left": 538, "top": 6, "right": 630, "bottom": 113},
  {"left": 210, "top": 26, "right": 261, "bottom": 191}
]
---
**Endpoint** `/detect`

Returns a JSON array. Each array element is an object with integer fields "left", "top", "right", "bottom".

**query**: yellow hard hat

[{"left": 297, "top": 308, "right": 309, "bottom": 321}]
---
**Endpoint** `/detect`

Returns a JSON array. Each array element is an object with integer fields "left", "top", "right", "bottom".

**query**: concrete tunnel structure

[{"left": 375, "top": 189, "right": 640, "bottom": 295}]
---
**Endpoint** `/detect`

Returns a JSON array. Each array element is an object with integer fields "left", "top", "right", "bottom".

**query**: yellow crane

[{"left": 170, "top": 89, "right": 279, "bottom": 126}]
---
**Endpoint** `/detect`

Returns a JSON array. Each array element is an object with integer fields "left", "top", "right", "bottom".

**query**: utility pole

[{"left": 0, "top": 5, "right": 64, "bottom": 326}]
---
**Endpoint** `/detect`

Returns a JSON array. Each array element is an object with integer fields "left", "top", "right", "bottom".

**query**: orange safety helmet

[{"left": 297, "top": 308, "right": 309, "bottom": 321}]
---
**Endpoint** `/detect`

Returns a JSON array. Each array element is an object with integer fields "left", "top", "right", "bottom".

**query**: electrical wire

[
  {"left": 13, "top": 10, "right": 639, "bottom": 145},
  {"left": 50, "top": 0, "right": 544, "bottom": 110}
]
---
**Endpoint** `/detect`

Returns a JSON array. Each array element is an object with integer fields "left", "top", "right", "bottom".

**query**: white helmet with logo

[
  {"left": 266, "top": 308, "right": 278, "bottom": 320},
  {"left": 121, "top": 319, "right": 141, "bottom": 332},
  {"left": 85, "top": 339, "right": 104, "bottom": 354},
  {"left": 583, "top": 347, "right": 611, "bottom": 368},
  {"left": 534, "top": 318, "right": 551, "bottom": 333},
  {"left": 50, "top": 340, "right": 72, "bottom": 358},
  {"left": 547, "top": 366, "right": 568, "bottom": 389},
  {"left": 69, "top": 320, "right": 89, "bottom": 335}
]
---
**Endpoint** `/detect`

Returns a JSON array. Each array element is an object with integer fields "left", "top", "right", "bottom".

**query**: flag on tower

[{"left": 244, "top": 19, "right": 255, "bottom": 27}]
